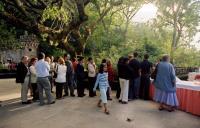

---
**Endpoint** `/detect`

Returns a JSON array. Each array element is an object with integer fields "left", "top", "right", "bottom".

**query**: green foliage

[
  {"left": 38, "top": 42, "right": 66, "bottom": 57},
  {"left": 0, "top": 21, "right": 20, "bottom": 50},
  {"left": 0, "top": 0, "right": 199, "bottom": 67},
  {"left": 174, "top": 47, "right": 200, "bottom": 67},
  {"left": 155, "top": 0, "right": 200, "bottom": 62},
  {"left": 42, "top": 6, "right": 70, "bottom": 24}
]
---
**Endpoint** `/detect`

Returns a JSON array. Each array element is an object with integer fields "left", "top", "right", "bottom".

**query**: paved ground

[
  {"left": 0, "top": 79, "right": 200, "bottom": 128},
  {"left": 0, "top": 79, "right": 21, "bottom": 101}
]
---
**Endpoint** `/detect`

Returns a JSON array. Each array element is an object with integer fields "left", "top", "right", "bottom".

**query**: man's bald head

[{"left": 21, "top": 56, "right": 29, "bottom": 65}]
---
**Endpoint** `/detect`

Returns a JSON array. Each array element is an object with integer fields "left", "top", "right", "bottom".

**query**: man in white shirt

[{"left": 35, "top": 52, "right": 55, "bottom": 105}]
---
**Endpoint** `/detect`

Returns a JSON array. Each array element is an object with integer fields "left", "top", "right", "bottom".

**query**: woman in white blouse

[
  {"left": 29, "top": 58, "right": 39, "bottom": 101},
  {"left": 55, "top": 57, "right": 67, "bottom": 99},
  {"left": 88, "top": 57, "right": 97, "bottom": 97}
]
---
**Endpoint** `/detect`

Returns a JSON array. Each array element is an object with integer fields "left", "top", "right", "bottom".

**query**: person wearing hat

[{"left": 76, "top": 56, "right": 86, "bottom": 97}]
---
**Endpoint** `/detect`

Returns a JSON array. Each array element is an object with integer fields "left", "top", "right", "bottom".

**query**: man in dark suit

[
  {"left": 64, "top": 54, "right": 75, "bottom": 97},
  {"left": 16, "top": 56, "right": 32, "bottom": 104},
  {"left": 76, "top": 57, "right": 85, "bottom": 97},
  {"left": 139, "top": 54, "right": 153, "bottom": 100},
  {"left": 129, "top": 52, "right": 141, "bottom": 99}
]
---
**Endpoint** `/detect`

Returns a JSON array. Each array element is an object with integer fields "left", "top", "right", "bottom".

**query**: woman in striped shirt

[{"left": 93, "top": 63, "right": 110, "bottom": 115}]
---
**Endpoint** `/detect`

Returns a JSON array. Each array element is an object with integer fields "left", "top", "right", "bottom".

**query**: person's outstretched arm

[{"left": 93, "top": 74, "right": 100, "bottom": 91}]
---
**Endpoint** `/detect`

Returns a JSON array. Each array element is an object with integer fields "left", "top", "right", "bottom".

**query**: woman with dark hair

[
  {"left": 29, "top": 58, "right": 39, "bottom": 101},
  {"left": 118, "top": 57, "right": 132, "bottom": 104},
  {"left": 106, "top": 59, "right": 114, "bottom": 100},
  {"left": 101, "top": 59, "right": 107, "bottom": 64},
  {"left": 154, "top": 55, "right": 179, "bottom": 112},
  {"left": 93, "top": 63, "right": 110, "bottom": 114},
  {"left": 72, "top": 57, "right": 78, "bottom": 89},
  {"left": 116, "top": 57, "right": 124, "bottom": 98}
]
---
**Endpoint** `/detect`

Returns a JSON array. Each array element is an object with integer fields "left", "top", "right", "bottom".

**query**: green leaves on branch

[{"left": 41, "top": 6, "right": 70, "bottom": 24}]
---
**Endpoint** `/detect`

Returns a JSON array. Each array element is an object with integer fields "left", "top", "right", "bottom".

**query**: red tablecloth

[{"left": 149, "top": 84, "right": 200, "bottom": 116}]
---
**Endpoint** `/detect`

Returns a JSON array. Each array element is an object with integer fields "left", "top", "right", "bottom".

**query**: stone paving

[
  {"left": 0, "top": 79, "right": 20, "bottom": 101},
  {"left": 0, "top": 79, "right": 199, "bottom": 128}
]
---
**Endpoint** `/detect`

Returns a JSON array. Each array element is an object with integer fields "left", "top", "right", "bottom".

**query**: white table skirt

[{"left": 176, "top": 81, "right": 200, "bottom": 91}]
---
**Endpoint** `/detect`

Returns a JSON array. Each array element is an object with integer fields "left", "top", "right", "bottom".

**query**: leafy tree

[
  {"left": 155, "top": 0, "right": 200, "bottom": 63},
  {"left": 0, "top": 21, "right": 20, "bottom": 50},
  {"left": 0, "top": 0, "right": 123, "bottom": 55},
  {"left": 174, "top": 47, "right": 200, "bottom": 67}
]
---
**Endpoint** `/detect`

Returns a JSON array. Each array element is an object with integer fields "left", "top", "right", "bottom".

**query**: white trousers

[{"left": 119, "top": 78, "right": 129, "bottom": 102}]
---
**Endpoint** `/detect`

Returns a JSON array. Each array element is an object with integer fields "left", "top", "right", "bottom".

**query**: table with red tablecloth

[{"left": 149, "top": 80, "right": 200, "bottom": 116}]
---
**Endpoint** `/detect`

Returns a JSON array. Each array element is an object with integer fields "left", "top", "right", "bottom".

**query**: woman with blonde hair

[{"left": 55, "top": 57, "right": 67, "bottom": 99}]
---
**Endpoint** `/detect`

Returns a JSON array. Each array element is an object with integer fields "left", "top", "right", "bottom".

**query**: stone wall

[{"left": 0, "top": 34, "right": 38, "bottom": 63}]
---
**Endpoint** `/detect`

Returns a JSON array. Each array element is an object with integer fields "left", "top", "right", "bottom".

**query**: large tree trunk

[{"left": 171, "top": 20, "right": 177, "bottom": 64}]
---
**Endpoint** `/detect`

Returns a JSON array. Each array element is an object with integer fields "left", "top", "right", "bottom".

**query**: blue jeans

[
  {"left": 134, "top": 77, "right": 140, "bottom": 98},
  {"left": 37, "top": 77, "right": 54, "bottom": 105}
]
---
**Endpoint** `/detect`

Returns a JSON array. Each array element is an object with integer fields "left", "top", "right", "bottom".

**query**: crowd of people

[{"left": 16, "top": 52, "right": 179, "bottom": 114}]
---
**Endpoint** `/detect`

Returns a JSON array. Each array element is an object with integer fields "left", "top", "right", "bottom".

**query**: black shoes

[
  {"left": 122, "top": 101, "right": 128, "bottom": 104},
  {"left": 63, "top": 94, "right": 68, "bottom": 97},
  {"left": 70, "top": 94, "right": 75, "bottom": 97},
  {"left": 118, "top": 100, "right": 128, "bottom": 104},
  {"left": 78, "top": 94, "right": 86, "bottom": 97},
  {"left": 22, "top": 100, "right": 32, "bottom": 104},
  {"left": 104, "top": 110, "right": 110, "bottom": 115},
  {"left": 49, "top": 101, "right": 56, "bottom": 104},
  {"left": 107, "top": 98, "right": 112, "bottom": 101}
]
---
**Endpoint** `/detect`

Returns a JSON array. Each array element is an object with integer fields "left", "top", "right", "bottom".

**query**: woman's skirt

[
  {"left": 100, "top": 87, "right": 108, "bottom": 103},
  {"left": 154, "top": 88, "right": 179, "bottom": 107}
]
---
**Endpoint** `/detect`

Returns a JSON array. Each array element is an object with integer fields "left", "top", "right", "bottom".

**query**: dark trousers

[
  {"left": 55, "top": 82, "right": 64, "bottom": 99},
  {"left": 77, "top": 80, "right": 85, "bottom": 97},
  {"left": 73, "top": 73, "right": 77, "bottom": 89},
  {"left": 139, "top": 75, "right": 150, "bottom": 100},
  {"left": 107, "top": 81, "right": 113, "bottom": 99},
  {"left": 64, "top": 83, "right": 74, "bottom": 96},
  {"left": 48, "top": 76, "right": 53, "bottom": 92},
  {"left": 134, "top": 77, "right": 140, "bottom": 98},
  {"left": 64, "top": 75, "right": 74, "bottom": 96},
  {"left": 31, "top": 83, "right": 39, "bottom": 100},
  {"left": 128, "top": 79, "right": 135, "bottom": 100},
  {"left": 116, "top": 81, "right": 121, "bottom": 99},
  {"left": 88, "top": 77, "right": 96, "bottom": 97}
]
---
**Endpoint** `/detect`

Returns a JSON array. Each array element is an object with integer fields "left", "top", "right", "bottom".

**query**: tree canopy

[{"left": 0, "top": 0, "right": 200, "bottom": 66}]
